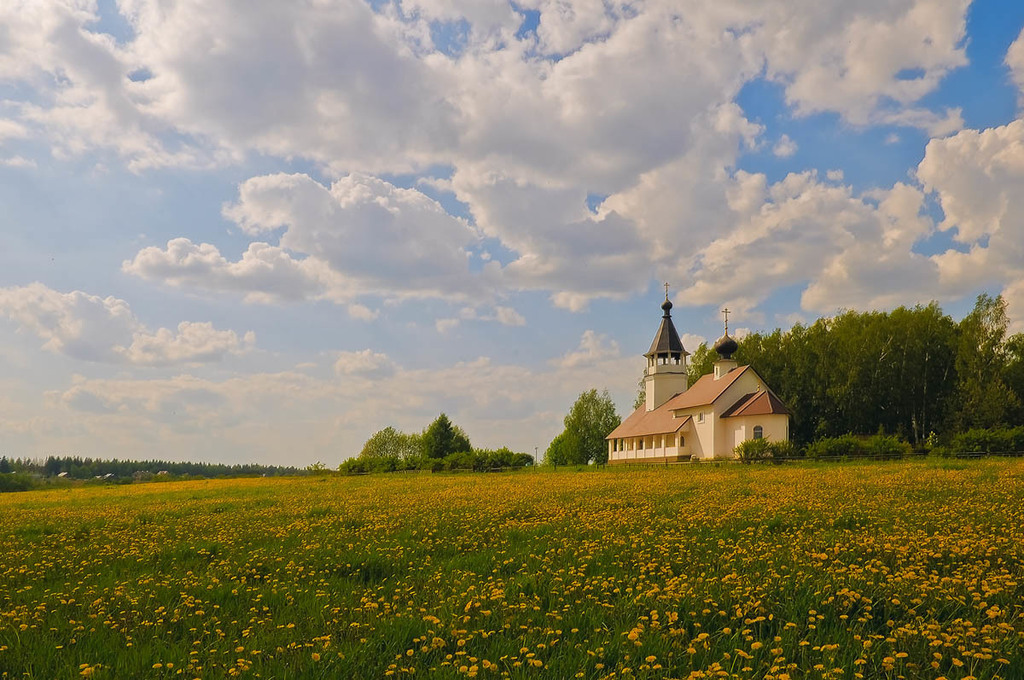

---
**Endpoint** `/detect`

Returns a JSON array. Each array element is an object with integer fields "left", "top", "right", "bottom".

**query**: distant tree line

[
  {"left": 340, "top": 413, "right": 534, "bottom": 474},
  {"left": 682, "top": 294, "right": 1024, "bottom": 447},
  {"left": 0, "top": 455, "right": 302, "bottom": 482}
]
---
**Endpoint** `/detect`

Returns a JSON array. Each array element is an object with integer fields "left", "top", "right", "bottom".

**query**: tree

[
  {"left": 550, "top": 389, "right": 621, "bottom": 465},
  {"left": 954, "top": 294, "right": 1020, "bottom": 430},
  {"left": 0, "top": 457, "right": 10, "bottom": 474},
  {"left": 422, "top": 413, "right": 471, "bottom": 459},
  {"left": 633, "top": 374, "right": 646, "bottom": 411},
  {"left": 687, "top": 343, "right": 715, "bottom": 386},
  {"left": 359, "top": 426, "right": 422, "bottom": 460}
]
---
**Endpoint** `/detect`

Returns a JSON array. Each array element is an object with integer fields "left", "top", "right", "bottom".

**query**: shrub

[
  {"left": 768, "top": 440, "right": 798, "bottom": 459},
  {"left": 951, "top": 427, "right": 1024, "bottom": 454},
  {"left": 865, "top": 435, "right": 911, "bottom": 458},
  {"left": 0, "top": 473, "right": 35, "bottom": 493},
  {"left": 805, "top": 434, "right": 862, "bottom": 458},
  {"left": 735, "top": 438, "right": 772, "bottom": 462}
]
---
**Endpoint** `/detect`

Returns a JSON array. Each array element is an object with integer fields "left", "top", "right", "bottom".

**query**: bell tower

[{"left": 643, "top": 285, "right": 689, "bottom": 411}]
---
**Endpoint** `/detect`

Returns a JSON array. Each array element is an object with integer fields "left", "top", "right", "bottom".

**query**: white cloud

[
  {"left": 0, "top": 283, "right": 253, "bottom": 366},
  {"left": 334, "top": 349, "right": 395, "bottom": 378},
  {"left": 915, "top": 118, "right": 1024, "bottom": 308},
  {"left": 680, "top": 333, "right": 707, "bottom": 352},
  {"left": 0, "top": 156, "right": 36, "bottom": 168},
  {"left": 2, "top": 0, "right": 985, "bottom": 323},
  {"left": 552, "top": 330, "right": 620, "bottom": 368},
  {"left": 30, "top": 333, "right": 641, "bottom": 463},
  {"left": 123, "top": 238, "right": 335, "bottom": 303},
  {"left": 1006, "top": 27, "right": 1024, "bottom": 107},
  {"left": 759, "top": 0, "right": 969, "bottom": 131},
  {"left": 494, "top": 306, "right": 526, "bottom": 326},
  {"left": 826, "top": 169, "right": 844, "bottom": 181},
  {"left": 435, "top": 318, "right": 461, "bottom": 333},
  {"left": 773, "top": 134, "right": 797, "bottom": 158},
  {"left": 347, "top": 304, "right": 380, "bottom": 321},
  {"left": 128, "top": 173, "right": 485, "bottom": 305}
]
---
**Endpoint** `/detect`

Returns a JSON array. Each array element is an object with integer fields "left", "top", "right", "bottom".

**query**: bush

[
  {"left": 865, "top": 434, "right": 911, "bottom": 458},
  {"left": 805, "top": 434, "right": 862, "bottom": 458},
  {"left": 0, "top": 473, "right": 35, "bottom": 493},
  {"left": 769, "top": 440, "right": 799, "bottom": 459},
  {"left": 735, "top": 438, "right": 772, "bottom": 462},
  {"left": 951, "top": 427, "right": 1024, "bottom": 454}
]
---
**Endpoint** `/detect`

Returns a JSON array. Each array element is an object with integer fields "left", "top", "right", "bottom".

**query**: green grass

[{"left": 1, "top": 460, "right": 1023, "bottom": 678}]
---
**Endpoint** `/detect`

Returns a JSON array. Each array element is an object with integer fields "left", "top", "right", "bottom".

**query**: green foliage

[
  {"left": 305, "top": 461, "right": 331, "bottom": 475},
  {"left": 548, "top": 389, "right": 621, "bottom": 465},
  {"left": 864, "top": 435, "right": 912, "bottom": 458},
  {"left": 735, "top": 438, "right": 772, "bottom": 462},
  {"left": 633, "top": 374, "right": 646, "bottom": 411},
  {"left": 8, "top": 455, "right": 300, "bottom": 480},
  {"left": 0, "top": 473, "right": 34, "bottom": 493},
  {"left": 341, "top": 445, "right": 532, "bottom": 474},
  {"left": 805, "top": 434, "right": 864, "bottom": 459},
  {"left": 0, "top": 456, "right": 11, "bottom": 474},
  {"left": 954, "top": 294, "right": 1021, "bottom": 431},
  {"left": 544, "top": 431, "right": 571, "bottom": 466},
  {"left": 359, "top": 426, "right": 422, "bottom": 460},
  {"left": 949, "top": 427, "right": 1024, "bottom": 454},
  {"left": 713, "top": 302, "right": 970, "bottom": 446},
  {"left": 805, "top": 434, "right": 911, "bottom": 459},
  {"left": 769, "top": 439, "right": 799, "bottom": 459},
  {"left": 686, "top": 343, "right": 715, "bottom": 386},
  {"left": 421, "top": 413, "right": 472, "bottom": 460},
  {"left": 734, "top": 438, "right": 799, "bottom": 462}
]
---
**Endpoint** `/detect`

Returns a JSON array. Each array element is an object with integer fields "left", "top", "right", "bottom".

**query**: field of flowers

[{"left": 1, "top": 459, "right": 1024, "bottom": 679}]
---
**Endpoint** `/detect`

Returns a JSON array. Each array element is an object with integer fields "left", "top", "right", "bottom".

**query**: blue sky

[{"left": 2, "top": 0, "right": 1024, "bottom": 465}]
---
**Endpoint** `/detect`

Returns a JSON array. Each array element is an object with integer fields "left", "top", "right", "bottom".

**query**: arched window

[{"left": 753, "top": 425, "right": 764, "bottom": 440}]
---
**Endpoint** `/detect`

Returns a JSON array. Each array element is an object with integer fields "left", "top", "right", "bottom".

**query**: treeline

[
  {"left": 0, "top": 455, "right": 302, "bottom": 481},
  {"left": 340, "top": 414, "right": 534, "bottom": 474},
  {"left": 686, "top": 294, "right": 1024, "bottom": 446}
]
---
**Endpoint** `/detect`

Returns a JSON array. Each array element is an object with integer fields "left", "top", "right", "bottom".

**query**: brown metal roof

[
  {"left": 720, "top": 390, "right": 791, "bottom": 417},
  {"left": 660, "top": 365, "right": 751, "bottom": 411},
  {"left": 606, "top": 408, "right": 691, "bottom": 439}
]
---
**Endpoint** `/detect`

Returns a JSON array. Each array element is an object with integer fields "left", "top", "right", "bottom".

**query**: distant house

[{"left": 607, "top": 294, "right": 790, "bottom": 462}]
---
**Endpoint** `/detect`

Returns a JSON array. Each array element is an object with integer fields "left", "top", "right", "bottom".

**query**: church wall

[{"left": 711, "top": 370, "right": 770, "bottom": 458}]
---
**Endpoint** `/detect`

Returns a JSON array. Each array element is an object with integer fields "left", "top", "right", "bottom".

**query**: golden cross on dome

[
  {"left": 664, "top": 282, "right": 670, "bottom": 300},
  {"left": 722, "top": 307, "right": 731, "bottom": 334}
]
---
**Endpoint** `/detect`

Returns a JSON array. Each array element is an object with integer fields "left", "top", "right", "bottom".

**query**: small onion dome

[
  {"left": 714, "top": 333, "right": 738, "bottom": 360},
  {"left": 661, "top": 298, "right": 673, "bottom": 316}
]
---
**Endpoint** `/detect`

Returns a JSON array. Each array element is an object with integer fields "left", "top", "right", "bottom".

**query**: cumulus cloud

[
  {"left": 773, "top": 134, "right": 798, "bottom": 158},
  {"left": 915, "top": 118, "right": 1024, "bottom": 322},
  {"left": 128, "top": 173, "right": 484, "bottom": 304},
  {"left": 4, "top": 0, "right": 970, "bottom": 169},
  {"left": 3, "top": 0, "right": 985, "bottom": 317},
  {"left": 552, "top": 330, "right": 620, "bottom": 368},
  {"left": 0, "top": 283, "right": 253, "bottom": 365},
  {"left": 36, "top": 332, "right": 640, "bottom": 462},
  {"left": 434, "top": 304, "right": 527, "bottom": 332},
  {"left": 334, "top": 349, "right": 395, "bottom": 378},
  {"left": 1007, "top": 27, "right": 1024, "bottom": 107}
]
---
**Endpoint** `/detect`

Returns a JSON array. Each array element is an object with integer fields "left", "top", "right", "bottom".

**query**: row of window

[{"left": 612, "top": 425, "right": 764, "bottom": 454}]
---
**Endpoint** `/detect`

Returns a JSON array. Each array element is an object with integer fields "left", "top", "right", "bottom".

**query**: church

[{"left": 606, "top": 293, "right": 790, "bottom": 463}]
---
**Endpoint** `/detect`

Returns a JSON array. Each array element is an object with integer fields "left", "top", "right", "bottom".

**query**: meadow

[{"left": 1, "top": 460, "right": 1023, "bottom": 679}]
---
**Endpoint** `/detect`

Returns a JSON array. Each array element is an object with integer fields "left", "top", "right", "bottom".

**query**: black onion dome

[
  {"left": 661, "top": 298, "right": 673, "bottom": 316},
  {"left": 714, "top": 333, "right": 738, "bottom": 360}
]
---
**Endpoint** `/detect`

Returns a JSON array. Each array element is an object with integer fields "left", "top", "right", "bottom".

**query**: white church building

[{"left": 606, "top": 294, "right": 790, "bottom": 463}]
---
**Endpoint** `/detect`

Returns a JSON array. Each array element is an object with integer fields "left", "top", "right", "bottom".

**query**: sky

[{"left": 2, "top": 0, "right": 1024, "bottom": 466}]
